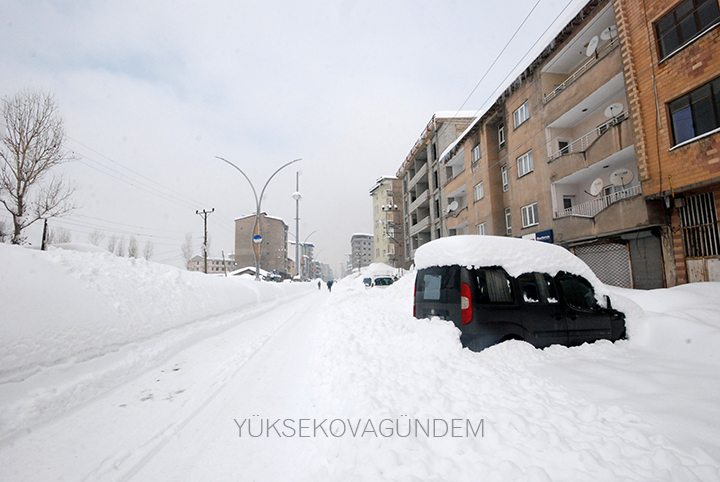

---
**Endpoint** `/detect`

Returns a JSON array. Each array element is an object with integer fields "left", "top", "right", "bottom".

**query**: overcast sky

[{"left": 1, "top": 0, "right": 586, "bottom": 274}]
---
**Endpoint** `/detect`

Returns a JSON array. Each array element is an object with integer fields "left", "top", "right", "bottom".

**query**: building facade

[
  {"left": 188, "top": 255, "right": 238, "bottom": 274},
  {"left": 234, "top": 213, "right": 289, "bottom": 275},
  {"left": 350, "top": 233, "right": 374, "bottom": 271},
  {"left": 397, "top": 112, "right": 476, "bottom": 264},
  {"left": 369, "top": 176, "right": 406, "bottom": 268},
  {"left": 616, "top": 0, "right": 720, "bottom": 284},
  {"left": 401, "top": 0, "right": 667, "bottom": 289}
]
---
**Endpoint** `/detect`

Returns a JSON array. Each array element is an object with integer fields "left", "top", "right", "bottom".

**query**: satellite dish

[
  {"left": 590, "top": 178, "right": 604, "bottom": 196},
  {"left": 610, "top": 168, "right": 634, "bottom": 187},
  {"left": 604, "top": 103, "right": 624, "bottom": 118},
  {"left": 446, "top": 201, "right": 459, "bottom": 213},
  {"left": 601, "top": 25, "right": 617, "bottom": 41},
  {"left": 586, "top": 36, "right": 599, "bottom": 56}
]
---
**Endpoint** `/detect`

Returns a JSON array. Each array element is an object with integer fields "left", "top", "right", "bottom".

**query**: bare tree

[
  {"left": 0, "top": 90, "right": 76, "bottom": 244},
  {"left": 106, "top": 234, "right": 118, "bottom": 253},
  {"left": 47, "top": 227, "right": 72, "bottom": 245},
  {"left": 0, "top": 219, "right": 8, "bottom": 243},
  {"left": 127, "top": 236, "right": 139, "bottom": 258},
  {"left": 181, "top": 232, "right": 194, "bottom": 269},
  {"left": 143, "top": 239, "right": 154, "bottom": 260},
  {"left": 115, "top": 236, "right": 126, "bottom": 257},
  {"left": 87, "top": 229, "right": 105, "bottom": 246}
]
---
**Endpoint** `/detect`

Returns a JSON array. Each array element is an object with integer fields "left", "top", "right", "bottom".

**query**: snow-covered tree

[
  {"left": 127, "top": 236, "right": 139, "bottom": 258},
  {"left": 143, "top": 239, "right": 154, "bottom": 260},
  {"left": 87, "top": 229, "right": 105, "bottom": 246},
  {"left": 181, "top": 232, "right": 194, "bottom": 269},
  {"left": 0, "top": 90, "right": 76, "bottom": 244}
]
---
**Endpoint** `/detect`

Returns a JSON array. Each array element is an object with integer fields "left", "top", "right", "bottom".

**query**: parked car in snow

[
  {"left": 371, "top": 276, "right": 394, "bottom": 288},
  {"left": 413, "top": 236, "right": 626, "bottom": 352},
  {"left": 363, "top": 277, "right": 373, "bottom": 288}
]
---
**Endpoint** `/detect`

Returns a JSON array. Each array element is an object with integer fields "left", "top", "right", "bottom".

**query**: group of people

[{"left": 317, "top": 279, "right": 334, "bottom": 292}]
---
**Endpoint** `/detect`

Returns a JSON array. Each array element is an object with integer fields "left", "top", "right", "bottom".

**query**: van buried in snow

[{"left": 413, "top": 236, "right": 626, "bottom": 352}]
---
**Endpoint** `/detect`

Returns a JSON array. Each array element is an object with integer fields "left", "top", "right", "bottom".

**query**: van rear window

[{"left": 422, "top": 274, "right": 442, "bottom": 300}]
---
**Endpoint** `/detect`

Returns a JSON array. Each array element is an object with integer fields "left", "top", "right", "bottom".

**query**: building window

[
  {"left": 498, "top": 123, "right": 506, "bottom": 149},
  {"left": 477, "top": 223, "right": 486, "bottom": 235},
  {"left": 431, "top": 143, "right": 438, "bottom": 161},
  {"left": 434, "top": 198, "right": 440, "bottom": 218},
  {"left": 517, "top": 150, "right": 534, "bottom": 177},
  {"left": 656, "top": 0, "right": 720, "bottom": 59},
  {"left": 680, "top": 192, "right": 720, "bottom": 256},
  {"left": 433, "top": 170, "right": 439, "bottom": 190},
  {"left": 513, "top": 101, "right": 530, "bottom": 128},
  {"left": 501, "top": 165, "right": 509, "bottom": 192},
  {"left": 471, "top": 143, "right": 482, "bottom": 163},
  {"left": 669, "top": 76, "right": 720, "bottom": 145},
  {"left": 521, "top": 202, "right": 539, "bottom": 228},
  {"left": 505, "top": 208, "right": 512, "bottom": 235},
  {"left": 474, "top": 181, "right": 485, "bottom": 202}
]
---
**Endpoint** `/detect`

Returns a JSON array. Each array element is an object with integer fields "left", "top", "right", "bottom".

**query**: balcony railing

[
  {"left": 543, "top": 37, "right": 620, "bottom": 104},
  {"left": 555, "top": 184, "right": 642, "bottom": 219},
  {"left": 549, "top": 111, "right": 629, "bottom": 162}
]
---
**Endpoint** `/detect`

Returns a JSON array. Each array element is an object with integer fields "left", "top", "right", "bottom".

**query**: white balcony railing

[
  {"left": 555, "top": 184, "right": 642, "bottom": 219},
  {"left": 549, "top": 111, "right": 629, "bottom": 162},
  {"left": 543, "top": 37, "right": 619, "bottom": 104}
]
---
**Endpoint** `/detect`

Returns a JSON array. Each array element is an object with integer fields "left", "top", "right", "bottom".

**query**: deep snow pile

[
  {"left": 306, "top": 271, "right": 720, "bottom": 481},
  {"left": 0, "top": 243, "right": 314, "bottom": 440},
  {"left": 2, "top": 242, "right": 720, "bottom": 481}
]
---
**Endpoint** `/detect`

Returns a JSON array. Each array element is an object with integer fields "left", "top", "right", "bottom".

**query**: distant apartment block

[
  {"left": 350, "top": 233, "right": 374, "bottom": 271},
  {"left": 369, "top": 176, "right": 407, "bottom": 268},
  {"left": 188, "top": 255, "right": 237, "bottom": 274},
  {"left": 234, "top": 213, "right": 289, "bottom": 275}
]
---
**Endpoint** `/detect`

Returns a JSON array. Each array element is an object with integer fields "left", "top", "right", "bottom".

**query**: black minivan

[{"left": 413, "top": 238, "right": 626, "bottom": 352}]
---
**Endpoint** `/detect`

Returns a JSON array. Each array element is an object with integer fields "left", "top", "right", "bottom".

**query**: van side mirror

[{"left": 605, "top": 295, "right": 612, "bottom": 310}]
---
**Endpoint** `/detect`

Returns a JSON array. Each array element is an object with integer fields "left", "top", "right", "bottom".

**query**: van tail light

[
  {"left": 413, "top": 283, "right": 417, "bottom": 317},
  {"left": 461, "top": 282, "right": 472, "bottom": 325}
]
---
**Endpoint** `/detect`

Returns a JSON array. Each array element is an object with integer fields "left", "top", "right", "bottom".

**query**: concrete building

[
  {"left": 369, "top": 176, "right": 406, "bottom": 268},
  {"left": 406, "top": 0, "right": 666, "bottom": 289},
  {"left": 350, "top": 233, "right": 374, "bottom": 272},
  {"left": 615, "top": 0, "right": 720, "bottom": 284},
  {"left": 234, "top": 213, "right": 289, "bottom": 276},
  {"left": 396, "top": 112, "right": 476, "bottom": 264},
  {"left": 188, "top": 255, "right": 237, "bottom": 274},
  {"left": 289, "top": 241, "right": 315, "bottom": 279}
]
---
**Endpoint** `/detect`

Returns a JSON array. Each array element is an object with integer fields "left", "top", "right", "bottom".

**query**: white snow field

[{"left": 1, "top": 242, "right": 720, "bottom": 481}]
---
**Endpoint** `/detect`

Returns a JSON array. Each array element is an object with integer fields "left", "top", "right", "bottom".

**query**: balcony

[
  {"left": 409, "top": 215, "right": 430, "bottom": 237},
  {"left": 408, "top": 162, "right": 428, "bottom": 189},
  {"left": 544, "top": 36, "right": 620, "bottom": 104},
  {"left": 408, "top": 189, "right": 429, "bottom": 214},
  {"left": 555, "top": 184, "right": 642, "bottom": 219},
  {"left": 549, "top": 111, "right": 629, "bottom": 162}
]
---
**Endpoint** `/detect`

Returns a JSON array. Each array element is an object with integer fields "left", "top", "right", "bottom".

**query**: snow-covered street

[{"left": 2, "top": 244, "right": 720, "bottom": 481}]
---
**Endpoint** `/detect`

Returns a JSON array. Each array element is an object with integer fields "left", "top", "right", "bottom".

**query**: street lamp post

[
  {"left": 217, "top": 156, "right": 301, "bottom": 281},
  {"left": 288, "top": 229, "right": 318, "bottom": 280}
]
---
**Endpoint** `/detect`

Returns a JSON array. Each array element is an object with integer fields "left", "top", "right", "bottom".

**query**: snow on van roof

[{"left": 415, "top": 235, "right": 608, "bottom": 294}]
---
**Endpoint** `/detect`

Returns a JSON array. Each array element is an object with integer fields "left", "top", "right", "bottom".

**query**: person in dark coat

[
  {"left": 317, "top": 280, "right": 321, "bottom": 290},
  {"left": 327, "top": 280, "right": 334, "bottom": 292}
]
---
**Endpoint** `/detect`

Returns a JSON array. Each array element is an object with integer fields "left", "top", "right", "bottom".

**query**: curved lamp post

[
  {"left": 217, "top": 156, "right": 301, "bottom": 281},
  {"left": 289, "top": 229, "right": 318, "bottom": 279}
]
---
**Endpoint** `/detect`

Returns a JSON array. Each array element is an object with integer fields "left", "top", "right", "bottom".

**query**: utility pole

[{"left": 196, "top": 208, "right": 214, "bottom": 274}]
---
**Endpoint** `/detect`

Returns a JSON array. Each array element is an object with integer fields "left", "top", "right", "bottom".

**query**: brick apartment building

[{"left": 616, "top": 0, "right": 720, "bottom": 283}]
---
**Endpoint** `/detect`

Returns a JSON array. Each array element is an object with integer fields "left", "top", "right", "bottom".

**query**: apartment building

[
  {"left": 188, "top": 255, "right": 238, "bottom": 274},
  {"left": 350, "top": 233, "right": 374, "bottom": 271},
  {"left": 616, "top": 0, "right": 720, "bottom": 283},
  {"left": 369, "top": 176, "right": 406, "bottom": 268},
  {"left": 234, "top": 213, "right": 289, "bottom": 275},
  {"left": 429, "top": 0, "right": 667, "bottom": 289},
  {"left": 397, "top": 112, "right": 476, "bottom": 264}
]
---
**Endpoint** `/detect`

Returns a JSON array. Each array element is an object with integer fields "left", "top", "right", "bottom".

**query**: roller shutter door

[{"left": 573, "top": 242, "right": 632, "bottom": 288}]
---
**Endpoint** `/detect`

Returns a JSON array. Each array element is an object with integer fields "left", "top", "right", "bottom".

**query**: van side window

[
  {"left": 422, "top": 274, "right": 442, "bottom": 300},
  {"left": 473, "top": 267, "right": 514, "bottom": 304},
  {"left": 555, "top": 272, "right": 599, "bottom": 311},
  {"left": 518, "top": 272, "right": 559, "bottom": 304}
]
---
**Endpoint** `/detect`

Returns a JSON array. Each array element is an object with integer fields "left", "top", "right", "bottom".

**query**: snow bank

[
  {"left": 306, "top": 272, "right": 720, "bottom": 481},
  {"left": 0, "top": 244, "right": 314, "bottom": 439}
]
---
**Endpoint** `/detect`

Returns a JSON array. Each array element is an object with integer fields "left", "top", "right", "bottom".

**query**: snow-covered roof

[{"left": 415, "top": 235, "right": 608, "bottom": 296}]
